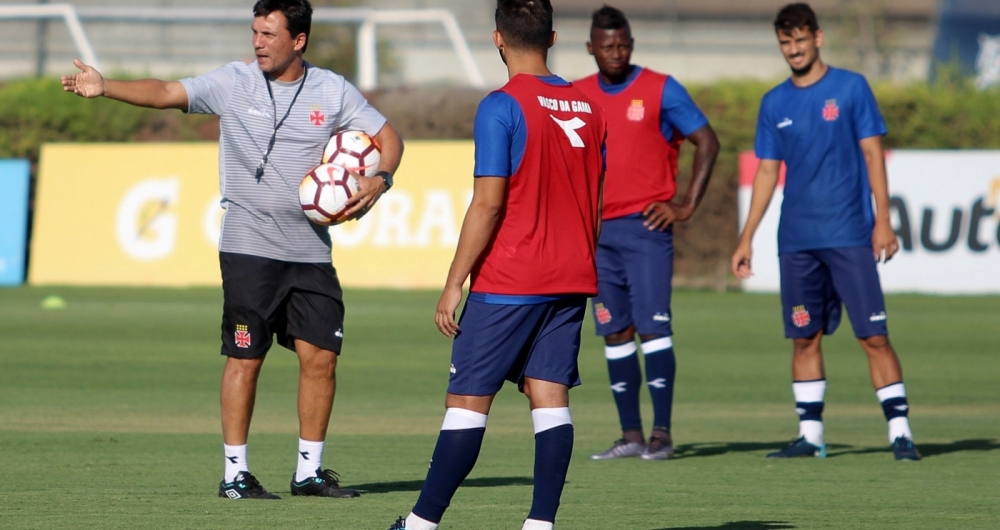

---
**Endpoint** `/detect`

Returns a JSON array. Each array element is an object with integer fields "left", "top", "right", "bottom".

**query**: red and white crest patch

[
  {"left": 791, "top": 305, "right": 811, "bottom": 328},
  {"left": 595, "top": 303, "right": 613, "bottom": 325},
  {"left": 627, "top": 100, "right": 645, "bottom": 121},
  {"left": 822, "top": 99, "right": 839, "bottom": 121},
  {"left": 235, "top": 324, "right": 252, "bottom": 348},
  {"left": 309, "top": 109, "right": 326, "bottom": 126}
]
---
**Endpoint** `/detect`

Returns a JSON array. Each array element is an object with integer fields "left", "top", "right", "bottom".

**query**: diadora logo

[
  {"left": 647, "top": 378, "right": 667, "bottom": 389},
  {"left": 610, "top": 382, "right": 628, "bottom": 393},
  {"left": 777, "top": 118, "right": 793, "bottom": 129},
  {"left": 795, "top": 407, "right": 807, "bottom": 415},
  {"left": 653, "top": 313, "right": 671, "bottom": 322},
  {"left": 822, "top": 99, "right": 839, "bottom": 121},
  {"left": 627, "top": 99, "right": 645, "bottom": 121},
  {"left": 869, "top": 312, "right": 887, "bottom": 322},
  {"left": 894, "top": 404, "right": 909, "bottom": 412}
]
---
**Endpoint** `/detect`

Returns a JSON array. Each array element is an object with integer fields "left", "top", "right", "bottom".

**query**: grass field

[{"left": 1, "top": 286, "right": 998, "bottom": 529}]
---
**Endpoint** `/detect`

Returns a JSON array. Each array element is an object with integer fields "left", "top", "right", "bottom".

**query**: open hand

[{"left": 61, "top": 59, "right": 105, "bottom": 98}]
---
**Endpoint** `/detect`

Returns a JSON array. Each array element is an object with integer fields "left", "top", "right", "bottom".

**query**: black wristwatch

[{"left": 375, "top": 170, "right": 393, "bottom": 191}]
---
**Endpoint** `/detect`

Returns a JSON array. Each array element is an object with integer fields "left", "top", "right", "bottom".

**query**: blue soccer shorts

[
  {"left": 779, "top": 246, "right": 889, "bottom": 339},
  {"left": 591, "top": 215, "right": 674, "bottom": 337},
  {"left": 447, "top": 295, "right": 587, "bottom": 396}
]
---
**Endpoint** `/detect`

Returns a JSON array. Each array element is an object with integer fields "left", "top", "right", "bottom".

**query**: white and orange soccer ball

[
  {"left": 322, "top": 130, "right": 381, "bottom": 176},
  {"left": 299, "top": 163, "right": 360, "bottom": 226}
]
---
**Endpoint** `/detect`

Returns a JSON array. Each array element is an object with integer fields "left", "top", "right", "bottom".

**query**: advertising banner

[
  {"left": 0, "top": 159, "right": 31, "bottom": 286},
  {"left": 30, "top": 142, "right": 474, "bottom": 288},
  {"left": 738, "top": 151, "right": 1000, "bottom": 294}
]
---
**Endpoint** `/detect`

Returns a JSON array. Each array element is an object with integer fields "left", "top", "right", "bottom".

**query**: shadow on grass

[
  {"left": 828, "top": 438, "right": 1000, "bottom": 459},
  {"left": 352, "top": 476, "right": 533, "bottom": 494},
  {"left": 670, "top": 441, "right": 849, "bottom": 459},
  {"left": 654, "top": 521, "right": 795, "bottom": 530}
]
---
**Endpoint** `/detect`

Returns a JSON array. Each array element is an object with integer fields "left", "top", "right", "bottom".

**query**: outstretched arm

[
  {"left": 642, "top": 124, "right": 720, "bottom": 230},
  {"left": 860, "top": 135, "right": 899, "bottom": 263},
  {"left": 61, "top": 59, "right": 188, "bottom": 111},
  {"left": 435, "top": 176, "right": 507, "bottom": 337},
  {"left": 731, "top": 158, "right": 781, "bottom": 279}
]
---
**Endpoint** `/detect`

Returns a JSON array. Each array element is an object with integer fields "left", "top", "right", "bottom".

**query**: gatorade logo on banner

[{"left": 30, "top": 142, "right": 475, "bottom": 288}]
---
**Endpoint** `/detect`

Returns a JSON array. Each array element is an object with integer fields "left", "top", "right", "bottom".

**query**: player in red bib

[
  {"left": 388, "top": 1, "right": 606, "bottom": 529},
  {"left": 574, "top": 6, "right": 719, "bottom": 461}
]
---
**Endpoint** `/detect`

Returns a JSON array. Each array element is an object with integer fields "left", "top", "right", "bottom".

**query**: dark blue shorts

[
  {"left": 779, "top": 246, "right": 888, "bottom": 339},
  {"left": 591, "top": 215, "right": 674, "bottom": 337},
  {"left": 447, "top": 296, "right": 587, "bottom": 396}
]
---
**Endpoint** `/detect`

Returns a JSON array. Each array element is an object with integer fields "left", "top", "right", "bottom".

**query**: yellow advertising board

[{"left": 30, "top": 141, "right": 474, "bottom": 288}]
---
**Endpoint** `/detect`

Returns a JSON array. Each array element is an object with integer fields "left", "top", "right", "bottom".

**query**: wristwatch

[{"left": 375, "top": 170, "right": 393, "bottom": 191}]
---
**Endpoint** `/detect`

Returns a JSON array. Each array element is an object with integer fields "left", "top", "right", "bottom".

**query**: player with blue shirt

[
  {"left": 575, "top": 5, "right": 719, "bottom": 461},
  {"left": 732, "top": 3, "right": 920, "bottom": 461},
  {"left": 388, "top": 2, "right": 606, "bottom": 529}
]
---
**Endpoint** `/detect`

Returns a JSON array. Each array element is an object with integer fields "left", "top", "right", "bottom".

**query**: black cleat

[
  {"left": 891, "top": 436, "right": 921, "bottom": 461},
  {"left": 218, "top": 471, "right": 280, "bottom": 499},
  {"left": 767, "top": 436, "right": 827, "bottom": 458},
  {"left": 290, "top": 468, "right": 360, "bottom": 498},
  {"left": 388, "top": 516, "right": 407, "bottom": 530}
]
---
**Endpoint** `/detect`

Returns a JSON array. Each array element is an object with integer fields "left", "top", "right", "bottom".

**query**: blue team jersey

[
  {"left": 755, "top": 66, "right": 887, "bottom": 254},
  {"left": 596, "top": 66, "right": 708, "bottom": 142}
]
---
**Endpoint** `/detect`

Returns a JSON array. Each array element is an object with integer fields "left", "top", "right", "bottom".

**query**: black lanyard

[{"left": 255, "top": 65, "right": 308, "bottom": 181}]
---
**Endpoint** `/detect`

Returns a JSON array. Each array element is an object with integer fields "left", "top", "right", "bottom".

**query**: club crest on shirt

[
  {"left": 309, "top": 105, "right": 326, "bottom": 126},
  {"left": 627, "top": 99, "right": 645, "bottom": 121},
  {"left": 595, "top": 303, "right": 613, "bottom": 325},
  {"left": 822, "top": 99, "right": 839, "bottom": 121},
  {"left": 235, "top": 324, "right": 252, "bottom": 348},
  {"left": 791, "top": 305, "right": 811, "bottom": 328}
]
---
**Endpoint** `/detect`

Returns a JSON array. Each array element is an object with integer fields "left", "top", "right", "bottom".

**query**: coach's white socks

[
  {"left": 223, "top": 444, "right": 249, "bottom": 483},
  {"left": 405, "top": 513, "right": 439, "bottom": 530},
  {"left": 296, "top": 438, "right": 325, "bottom": 481},
  {"left": 522, "top": 519, "right": 554, "bottom": 530}
]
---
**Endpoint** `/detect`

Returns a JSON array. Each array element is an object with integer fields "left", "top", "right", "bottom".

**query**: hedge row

[{"left": 3, "top": 76, "right": 998, "bottom": 287}]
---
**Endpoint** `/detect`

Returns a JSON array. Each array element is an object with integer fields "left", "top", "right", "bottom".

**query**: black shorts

[{"left": 220, "top": 252, "right": 345, "bottom": 359}]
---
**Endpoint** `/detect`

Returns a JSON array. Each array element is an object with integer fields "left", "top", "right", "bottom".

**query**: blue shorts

[
  {"left": 448, "top": 295, "right": 587, "bottom": 396},
  {"left": 591, "top": 215, "right": 674, "bottom": 337},
  {"left": 779, "top": 246, "right": 888, "bottom": 339}
]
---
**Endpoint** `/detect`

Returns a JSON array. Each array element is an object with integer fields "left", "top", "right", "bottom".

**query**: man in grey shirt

[{"left": 62, "top": 0, "right": 404, "bottom": 499}]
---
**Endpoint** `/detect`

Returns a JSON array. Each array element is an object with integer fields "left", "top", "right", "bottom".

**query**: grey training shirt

[{"left": 180, "top": 61, "right": 387, "bottom": 263}]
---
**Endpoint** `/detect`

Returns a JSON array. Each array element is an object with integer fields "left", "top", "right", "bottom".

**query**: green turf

[{"left": 1, "top": 287, "right": 997, "bottom": 529}]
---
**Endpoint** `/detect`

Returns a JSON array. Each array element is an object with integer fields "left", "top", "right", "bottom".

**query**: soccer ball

[
  {"left": 299, "top": 163, "right": 360, "bottom": 226},
  {"left": 321, "top": 130, "right": 381, "bottom": 176}
]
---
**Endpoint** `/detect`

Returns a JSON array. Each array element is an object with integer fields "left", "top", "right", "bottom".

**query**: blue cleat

[
  {"left": 388, "top": 516, "right": 407, "bottom": 530},
  {"left": 891, "top": 436, "right": 921, "bottom": 461},
  {"left": 767, "top": 436, "right": 827, "bottom": 458}
]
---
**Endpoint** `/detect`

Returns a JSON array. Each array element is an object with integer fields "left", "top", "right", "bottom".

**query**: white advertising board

[{"left": 738, "top": 151, "right": 1000, "bottom": 294}]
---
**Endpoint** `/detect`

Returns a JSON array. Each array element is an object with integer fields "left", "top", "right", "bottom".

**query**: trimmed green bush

[{"left": 3, "top": 76, "right": 997, "bottom": 286}]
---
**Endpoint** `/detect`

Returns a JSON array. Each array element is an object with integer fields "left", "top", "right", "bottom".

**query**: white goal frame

[{"left": 0, "top": 4, "right": 487, "bottom": 91}]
